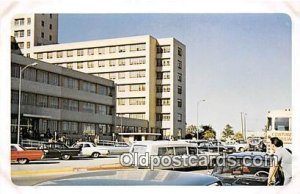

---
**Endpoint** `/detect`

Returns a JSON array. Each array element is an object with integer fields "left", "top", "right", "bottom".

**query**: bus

[{"left": 265, "top": 109, "right": 292, "bottom": 153}]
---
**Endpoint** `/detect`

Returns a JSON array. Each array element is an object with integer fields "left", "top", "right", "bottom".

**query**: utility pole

[
  {"left": 244, "top": 113, "right": 247, "bottom": 140},
  {"left": 240, "top": 112, "right": 244, "bottom": 140}
]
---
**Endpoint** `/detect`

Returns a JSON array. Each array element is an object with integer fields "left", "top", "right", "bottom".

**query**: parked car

[
  {"left": 39, "top": 142, "right": 81, "bottom": 160},
  {"left": 211, "top": 152, "right": 271, "bottom": 186},
  {"left": 11, "top": 144, "right": 44, "bottom": 164},
  {"left": 195, "top": 140, "right": 235, "bottom": 154},
  {"left": 225, "top": 140, "right": 249, "bottom": 152},
  {"left": 96, "top": 141, "right": 130, "bottom": 155},
  {"left": 210, "top": 140, "right": 236, "bottom": 153},
  {"left": 72, "top": 142, "right": 109, "bottom": 158},
  {"left": 37, "top": 169, "right": 223, "bottom": 186}
]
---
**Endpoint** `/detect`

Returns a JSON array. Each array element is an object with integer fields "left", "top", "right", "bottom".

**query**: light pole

[
  {"left": 196, "top": 99, "right": 206, "bottom": 140},
  {"left": 17, "top": 62, "right": 38, "bottom": 144},
  {"left": 244, "top": 113, "right": 247, "bottom": 140}
]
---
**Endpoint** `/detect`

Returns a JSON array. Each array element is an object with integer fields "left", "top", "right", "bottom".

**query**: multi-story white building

[
  {"left": 30, "top": 35, "right": 186, "bottom": 139},
  {"left": 11, "top": 14, "right": 58, "bottom": 57}
]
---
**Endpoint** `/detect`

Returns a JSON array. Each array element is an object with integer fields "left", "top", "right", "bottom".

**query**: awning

[{"left": 23, "top": 114, "right": 52, "bottom": 119}]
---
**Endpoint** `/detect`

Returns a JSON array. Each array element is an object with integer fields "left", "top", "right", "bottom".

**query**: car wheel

[
  {"left": 239, "top": 147, "right": 245, "bottom": 152},
  {"left": 18, "top": 158, "right": 29, "bottom": 164},
  {"left": 61, "top": 154, "right": 71, "bottom": 160},
  {"left": 92, "top": 152, "right": 100, "bottom": 158}
]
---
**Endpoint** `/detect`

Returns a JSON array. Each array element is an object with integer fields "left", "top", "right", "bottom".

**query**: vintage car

[
  {"left": 211, "top": 152, "right": 271, "bottom": 186},
  {"left": 96, "top": 141, "right": 130, "bottom": 155},
  {"left": 37, "top": 169, "right": 222, "bottom": 186},
  {"left": 71, "top": 142, "right": 109, "bottom": 158},
  {"left": 11, "top": 144, "right": 44, "bottom": 164},
  {"left": 40, "top": 142, "right": 81, "bottom": 160},
  {"left": 195, "top": 140, "right": 235, "bottom": 154},
  {"left": 225, "top": 140, "right": 249, "bottom": 152}
]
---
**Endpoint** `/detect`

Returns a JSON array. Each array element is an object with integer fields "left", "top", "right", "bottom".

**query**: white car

[
  {"left": 72, "top": 142, "right": 109, "bottom": 158},
  {"left": 225, "top": 140, "right": 249, "bottom": 152}
]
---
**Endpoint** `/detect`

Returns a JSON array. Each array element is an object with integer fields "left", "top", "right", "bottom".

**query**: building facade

[
  {"left": 11, "top": 52, "right": 149, "bottom": 144},
  {"left": 31, "top": 35, "right": 186, "bottom": 139},
  {"left": 11, "top": 14, "right": 58, "bottom": 57}
]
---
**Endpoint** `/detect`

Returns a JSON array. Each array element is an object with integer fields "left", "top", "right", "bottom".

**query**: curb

[{"left": 12, "top": 163, "right": 129, "bottom": 176}]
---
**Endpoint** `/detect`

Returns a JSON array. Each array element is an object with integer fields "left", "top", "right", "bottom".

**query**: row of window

[
  {"left": 14, "top": 18, "right": 30, "bottom": 26},
  {"left": 17, "top": 42, "right": 30, "bottom": 49},
  {"left": 11, "top": 90, "right": 113, "bottom": 115},
  {"left": 118, "top": 84, "right": 146, "bottom": 92},
  {"left": 117, "top": 113, "right": 146, "bottom": 120},
  {"left": 156, "top": 113, "right": 182, "bottom": 122},
  {"left": 36, "top": 43, "right": 146, "bottom": 59},
  {"left": 11, "top": 63, "right": 113, "bottom": 97},
  {"left": 14, "top": 30, "right": 31, "bottom": 38},
  {"left": 60, "top": 57, "right": 146, "bottom": 70},
  {"left": 156, "top": 98, "right": 182, "bottom": 107},
  {"left": 117, "top": 98, "right": 146, "bottom": 106}
]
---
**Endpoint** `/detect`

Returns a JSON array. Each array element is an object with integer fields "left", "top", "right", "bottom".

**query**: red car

[{"left": 11, "top": 144, "right": 44, "bottom": 164}]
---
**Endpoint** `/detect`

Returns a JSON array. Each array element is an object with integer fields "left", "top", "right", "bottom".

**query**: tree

[
  {"left": 185, "top": 125, "right": 198, "bottom": 139},
  {"left": 199, "top": 125, "right": 216, "bottom": 140},
  {"left": 233, "top": 132, "right": 244, "bottom": 141},
  {"left": 221, "top": 124, "right": 234, "bottom": 141}
]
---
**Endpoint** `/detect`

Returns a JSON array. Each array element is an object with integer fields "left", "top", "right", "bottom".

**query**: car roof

[
  {"left": 132, "top": 140, "right": 196, "bottom": 146},
  {"left": 228, "top": 151, "right": 270, "bottom": 159},
  {"left": 36, "top": 169, "right": 220, "bottom": 186}
]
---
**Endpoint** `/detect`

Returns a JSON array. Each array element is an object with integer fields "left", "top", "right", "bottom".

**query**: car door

[{"left": 82, "top": 143, "right": 92, "bottom": 156}]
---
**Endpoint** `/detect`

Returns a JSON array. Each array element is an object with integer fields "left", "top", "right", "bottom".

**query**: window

[
  {"left": 118, "top": 59, "right": 125, "bottom": 66},
  {"left": 109, "top": 60, "right": 116, "bottom": 67},
  {"left": 36, "top": 95, "right": 48, "bottom": 107},
  {"left": 97, "top": 105, "right": 108, "bottom": 115},
  {"left": 48, "top": 97, "right": 59, "bottom": 109},
  {"left": 98, "top": 47, "right": 105, "bottom": 55},
  {"left": 275, "top": 118, "right": 290, "bottom": 131},
  {"left": 37, "top": 70, "right": 48, "bottom": 84},
  {"left": 62, "top": 76, "right": 78, "bottom": 89},
  {"left": 129, "top": 84, "right": 145, "bottom": 92},
  {"left": 175, "top": 147, "right": 187, "bottom": 155},
  {"left": 157, "top": 72, "right": 170, "bottom": 80},
  {"left": 37, "top": 53, "right": 43, "bottom": 59},
  {"left": 77, "top": 49, "right": 84, "bottom": 56},
  {"left": 27, "top": 18, "right": 31, "bottom": 25},
  {"left": 178, "top": 47, "right": 183, "bottom": 56},
  {"left": 99, "top": 85, "right": 109, "bottom": 96},
  {"left": 67, "top": 50, "right": 73, "bottom": 57},
  {"left": 21, "top": 92, "right": 36, "bottom": 106},
  {"left": 47, "top": 52, "right": 53, "bottom": 59},
  {"left": 14, "top": 18, "right": 24, "bottom": 26},
  {"left": 178, "top": 60, "right": 182, "bottom": 69},
  {"left": 156, "top": 113, "right": 170, "bottom": 121},
  {"left": 118, "top": 72, "right": 125, "bottom": 79},
  {"left": 62, "top": 99, "right": 79, "bottom": 111},
  {"left": 27, "top": 30, "right": 31, "bottom": 36},
  {"left": 129, "top": 71, "right": 145, "bottom": 78},
  {"left": 49, "top": 24, "right": 52, "bottom": 30},
  {"left": 41, "top": 21, "right": 45, "bottom": 27},
  {"left": 130, "top": 57, "right": 145, "bottom": 65},
  {"left": 82, "top": 102, "right": 95, "bottom": 113},
  {"left": 82, "top": 123, "right": 96, "bottom": 135},
  {"left": 178, "top": 86, "right": 182, "bottom": 94},
  {"left": 19, "top": 30, "right": 24, "bottom": 37},
  {"left": 178, "top": 113, "right": 182, "bottom": 122},
  {"left": 49, "top": 35, "right": 52, "bottom": 41},
  {"left": 11, "top": 91, "right": 18, "bottom": 104},
  {"left": 56, "top": 51, "right": 63, "bottom": 58},
  {"left": 98, "top": 60, "right": 105, "bottom": 67},
  {"left": 87, "top": 61, "right": 94, "bottom": 68},
  {"left": 23, "top": 67, "right": 36, "bottom": 81},
  {"left": 118, "top": 85, "right": 126, "bottom": 92},
  {"left": 118, "top": 99, "right": 125, "bottom": 105},
  {"left": 66, "top": 63, "right": 73, "bottom": 69},
  {"left": 109, "top": 46, "right": 116, "bottom": 53},
  {"left": 156, "top": 85, "right": 170, "bottom": 93},
  {"left": 157, "top": 98, "right": 170, "bottom": 106},
  {"left": 41, "top": 32, "right": 44, "bottom": 38},
  {"left": 178, "top": 73, "right": 182, "bottom": 82},
  {"left": 82, "top": 81, "right": 96, "bottom": 93},
  {"left": 157, "top": 45, "right": 170, "bottom": 53},
  {"left": 50, "top": 14, "right": 53, "bottom": 19},
  {"left": 26, "top": 42, "right": 30, "bottom": 48},
  {"left": 109, "top": 73, "right": 116, "bottom": 80},
  {"left": 118, "top": 45, "right": 126, "bottom": 52},
  {"left": 62, "top": 121, "right": 78, "bottom": 135},
  {"left": 49, "top": 73, "right": 59, "bottom": 86},
  {"left": 77, "top": 62, "right": 83, "bottom": 69},
  {"left": 130, "top": 44, "right": 146, "bottom": 52},
  {"left": 157, "top": 59, "right": 170, "bottom": 66},
  {"left": 129, "top": 98, "right": 145, "bottom": 105},
  {"left": 88, "top": 48, "right": 94, "bottom": 55},
  {"left": 178, "top": 99, "right": 182, "bottom": 107},
  {"left": 129, "top": 113, "right": 145, "bottom": 119}
]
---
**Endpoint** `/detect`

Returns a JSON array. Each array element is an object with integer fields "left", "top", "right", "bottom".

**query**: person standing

[{"left": 268, "top": 137, "right": 292, "bottom": 185}]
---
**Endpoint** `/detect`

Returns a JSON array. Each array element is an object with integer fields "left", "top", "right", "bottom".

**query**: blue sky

[{"left": 58, "top": 14, "right": 291, "bottom": 133}]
